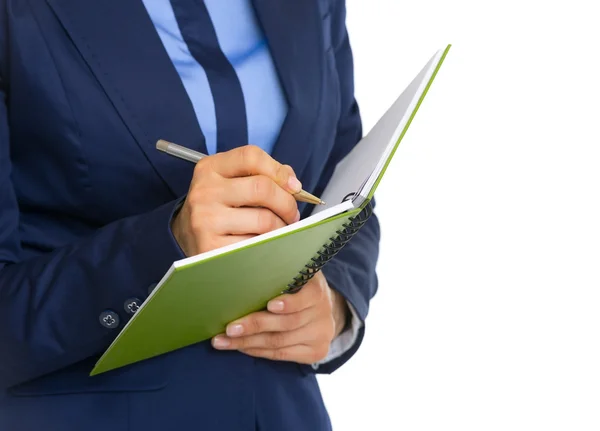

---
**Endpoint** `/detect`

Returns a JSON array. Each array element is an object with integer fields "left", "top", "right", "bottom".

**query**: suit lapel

[
  {"left": 46, "top": 0, "right": 206, "bottom": 197},
  {"left": 45, "top": 0, "right": 325, "bottom": 194},
  {"left": 252, "top": 0, "right": 324, "bottom": 180}
]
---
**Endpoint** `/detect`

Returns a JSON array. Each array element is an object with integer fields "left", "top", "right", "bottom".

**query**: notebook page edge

[
  {"left": 357, "top": 48, "right": 446, "bottom": 201},
  {"left": 172, "top": 200, "right": 355, "bottom": 269}
]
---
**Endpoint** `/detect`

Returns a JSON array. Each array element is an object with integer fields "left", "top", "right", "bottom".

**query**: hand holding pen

[
  {"left": 157, "top": 140, "right": 324, "bottom": 257},
  {"left": 157, "top": 140, "right": 324, "bottom": 205}
]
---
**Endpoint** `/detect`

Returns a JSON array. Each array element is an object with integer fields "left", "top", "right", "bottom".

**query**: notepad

[{"left": 91, "top": 44, "right": 451, "bottom": 376}]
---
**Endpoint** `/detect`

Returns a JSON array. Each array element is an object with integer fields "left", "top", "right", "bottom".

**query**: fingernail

[
  {"left": 294, "top": 210, "right": 300, "bottom": 223},
  {"left": 213, "top": 336, "right": 231, "bottom": 349},
  {"left": 287, "top": 176, "right": 302, "bottom": 193},
  {"left": 226, "top": 324, "right": 244, "bottom": 337},
  {"left": 268, "top": 300, "right": 285, "bottom": 312}
]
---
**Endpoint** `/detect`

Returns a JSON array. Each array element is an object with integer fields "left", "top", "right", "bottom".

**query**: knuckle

[
  {"left": 252, "top": 177, "right": 262, "bottom": 200},
  {"left": 253, "top": 176, "right": 274, "bottom": 201},
  {"left": 273, "top": 349, "right": 288, "bottom": 361},
  {"left": 188, "top": 206, "right": 210, "bottom": 233},
  {"left": 189, "top": 215, "right": 204, "bottom": 235},
  {"left": 249, "top": 316, "right": 262, "bottom": 334},
  {"left": 189, "top": 183, "right": 220, "bottom": 208},
  {"left": 241, "top": 145, "right": 261, "bottom": 168},
  {"left": 267, "top": 332, "right": 285, "bottom": 349},
  {"left": 235, "top": 336, "right": 248, "bottom": 350},
  {"left": 193, "top": 157, "right": 212, "bottom": 176},
  {"left": 257, "top": 210, "right": 276, "bottom": 233},
  {"left": 186, "top": 189, "right": 204, "bottom": 207},
  {"left": 247, "top": 144, "right": 262, "bottom": 156}
]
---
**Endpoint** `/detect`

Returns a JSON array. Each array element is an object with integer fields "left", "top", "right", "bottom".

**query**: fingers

[
  {"left": 213, "top": 207, "right": 287, "bottom": 235},
  {"left": 266, "top": 275, "right": 328, "bottom": 315},
  {"left": 222, "top": 176, "right": 300, "bottom": 225},
  {"left": 207, "top": 145, "right": 302, "bottom": 194},
  {"left": 213, "top": 323, "right": 323, "bottom": 353},
  {"left": 175, "top": 145, "right": 304, "bottom": 257},
  {"left": 224, "top": 308, "right": 316, "bottom": 338},
  {"left": 211, "top": 273, "right": 336, "bottom": 365},
  {"left": 213, "top": 328, "right": 304, "bottom": 351}
]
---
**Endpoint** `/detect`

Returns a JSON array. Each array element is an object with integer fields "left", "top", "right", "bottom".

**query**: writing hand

[{"left": 171, "top": 145, "right": 301, "bottom": 256}]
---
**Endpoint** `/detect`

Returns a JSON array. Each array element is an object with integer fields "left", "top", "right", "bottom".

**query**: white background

[{"left": 318, "top": 0, "right": 600, "bottom": 429}]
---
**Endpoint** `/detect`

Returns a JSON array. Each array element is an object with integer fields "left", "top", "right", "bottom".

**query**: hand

[
  {"left": 211, "top": 272, "right": 349, "bottom": 364},
  {"left": 171, "top": 145, "right": 302, "bottom": 256}
]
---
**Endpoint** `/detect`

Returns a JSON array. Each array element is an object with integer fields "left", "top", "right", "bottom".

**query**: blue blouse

[{"left": 141, "top": 0, "right": 288, "bottom": 155}]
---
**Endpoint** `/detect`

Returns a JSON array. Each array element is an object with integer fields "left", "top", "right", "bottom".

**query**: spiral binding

[{"left": 283, "top": 193, "right": 373, "bottom": 294}]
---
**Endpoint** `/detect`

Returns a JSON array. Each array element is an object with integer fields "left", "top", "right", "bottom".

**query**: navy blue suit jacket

[{"left": 0, "top": 0, "right": 380, "bottom": 429}]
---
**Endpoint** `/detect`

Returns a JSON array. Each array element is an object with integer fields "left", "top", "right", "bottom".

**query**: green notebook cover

[
  {"left": 91, "top": 44, "right": 451, "bottom": 376},
  {"left": 91, "top": 207, "right": 362, "bottom": 375}
]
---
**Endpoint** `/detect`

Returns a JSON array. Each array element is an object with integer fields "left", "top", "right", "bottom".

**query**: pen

[{"left": 156, "top": 139, "right": 325, "bottom": 206}]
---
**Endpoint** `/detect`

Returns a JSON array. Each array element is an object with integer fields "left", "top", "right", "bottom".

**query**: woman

[{"left": 0, "top": 0, "right": 380, "bottom": 429}]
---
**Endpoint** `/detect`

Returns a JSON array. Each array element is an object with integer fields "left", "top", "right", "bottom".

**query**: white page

[{"left": 312, "top": 49, "right": 444, "bottom": 214}]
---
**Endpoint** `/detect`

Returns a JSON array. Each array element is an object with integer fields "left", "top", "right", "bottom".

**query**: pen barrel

[
  {"left": 157, "top": 139, "right": 324, "bottom": 205},
  {"left": 159, "top": 140, "right": 204, "bottom": 163}
]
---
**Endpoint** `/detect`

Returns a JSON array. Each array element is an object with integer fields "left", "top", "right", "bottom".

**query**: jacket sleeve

[
  {"left": 309, "top": 0, "right": 381, "bottom": 374},
  {"left": 0, "top": 95, "right": 188, "bottom": 390}
]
